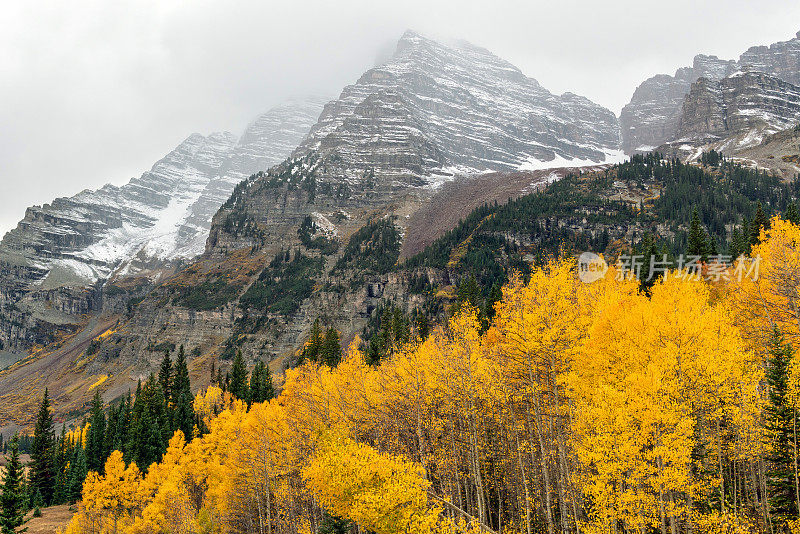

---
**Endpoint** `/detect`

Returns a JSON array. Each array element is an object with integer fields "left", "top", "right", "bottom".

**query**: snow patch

[{"left": 518, "top": 149, "right": 626, "bottom": 171}]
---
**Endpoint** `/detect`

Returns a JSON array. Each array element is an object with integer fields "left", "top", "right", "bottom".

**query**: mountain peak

[{"left": 294, "top": 31, "right": 619, "bottom": 183}]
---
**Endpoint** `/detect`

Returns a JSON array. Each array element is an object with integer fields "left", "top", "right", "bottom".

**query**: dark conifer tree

[
  {"left": 52, "top": 425, "right": 68, "bottom": 505},
  {"left": 247, "top": 360, "right": 274, "bottom": 405},
  {"left": 0, "top": 435, "right": 27, "bottom": 534},
  {"left": 103, "top": 402, "right": 119, "bottom": 460},
  {"left": 765, "top": 328, "right": 800, "bottom": 520},
  {"left": 456, "top": 274, "right": 480, "bottom": 308},
  {"left": 484, "top": 282, "right": 503, "bottom": 324},
  {"left": 320, "top": 328, "right": 342, "bottom": 367},
  {"left": 85, "top": 391, "right": 107, "bottom": 472},
  {"left": 262, "top": 361, "right": 274, "bottom": 403},
  {"left": 229, "top": 351, "right": 248, "bottom": 400},
  {"left": 687, "top": 208, "right": 710, "bottom": 261},
  {"left": 750, "top": 201, "right": 769, "bottom": 246},
  {"left": 786, "top": 202, "right": 800, "bottom": 226},
  {"left": 415, "top": 313, "right": 430, "bottom": 341},
  {"left": 126, "top": 376, "right": 169, "bottom": 470},
  {"left": 300, "top": 319, "right": 323, "bottom": 364},
  {"left": 171, "top": 345, "right": 195, "bottom": 441},
  {"left": 29, "top": 389, "right": 55, "bottom": 505},
  {"left": 66, "top": 444, "right": 87, "bottom": 504}
]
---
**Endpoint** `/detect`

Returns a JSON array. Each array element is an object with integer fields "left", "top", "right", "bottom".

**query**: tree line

[{"left": 0, "top": 345, "right": 274, "bottom": 532}]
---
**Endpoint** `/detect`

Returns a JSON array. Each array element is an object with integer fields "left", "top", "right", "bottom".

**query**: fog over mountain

[{"left": 2, "top": 0, "right": 800, "bottom": 236}]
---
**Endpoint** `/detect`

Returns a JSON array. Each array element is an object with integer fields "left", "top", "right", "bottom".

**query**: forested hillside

[
  {"left": 391, "top": 153, "right": 799, "bottom": 336},
  {"left": 36, "top": 216, "right": 800, "bottom": 534}
]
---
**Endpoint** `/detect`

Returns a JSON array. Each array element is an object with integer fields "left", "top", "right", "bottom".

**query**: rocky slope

[
  {"left": 0, "top": 97, "right": 327, "bottom": 352},
  {"left": 621, "top": 30, "right": 800, "bottom": 154}
]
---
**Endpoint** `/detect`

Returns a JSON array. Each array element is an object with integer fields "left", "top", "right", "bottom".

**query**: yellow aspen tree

[
  {"left": 81, "top": 451, "right": 144, "bottom": 534},
  {"left": 570, "top": 274, "right": 760, "bottom": 533},
  {"left": 733, "top": 217, "right": 800, "bottom": 349},
  {"left": 302, "top": 433, "right": 443, "bottom": 534}
]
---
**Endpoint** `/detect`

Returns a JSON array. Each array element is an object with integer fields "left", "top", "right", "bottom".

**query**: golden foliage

[
  {"left": 62, "top": 218, "right": 800, "bottom": 534},
  {"left": 303, "top": 433, "right": 441, "bottom": 534}
]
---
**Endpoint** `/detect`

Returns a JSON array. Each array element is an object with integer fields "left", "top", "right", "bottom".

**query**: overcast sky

[{"left": 2, "top": 0, "right": 799, "bottom": 236}]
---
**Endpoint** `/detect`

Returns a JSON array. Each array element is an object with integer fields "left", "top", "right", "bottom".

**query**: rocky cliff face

[
  {"left": 0, "top": 98, "right": 326, "bottom": 351},
  {"left": 621, "top": 31, "right": 800, "bottom": 154},
  {"left": 294, "top": 30, "right": 622, "bottom": 187},
  {"left": 674, "top": 70, "right": 800, "bottom": 146},
  {"left": 740, "top": 32, "right": 800, "bottom": 86},
  {"left": 620, "top": 55, "right": 738, "bottom": 154}
]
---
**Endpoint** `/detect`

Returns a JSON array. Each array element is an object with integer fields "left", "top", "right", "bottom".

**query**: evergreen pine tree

[
  {"left": 85, "top": 391, "right": 107, "bottom": 472},
  {"left": 786, "top": 202, "right": 800, "bottom": 226},
  {"left": 171, "top": 345, "right": 194, "bottom": 442},
  {"left": 263, "top": 361, "right": 274, "bottom": 402},
  {"left": 126, "top": 376, "right": 169, "bottom": 470},
  {"left": 29, "top": 389, "right": 55, "bottom": 506},
  {"left": 0, "top": 435, "right": 27, "bottom": 534},
  {"left": 247, "top": 360, "right": 275, "bottom": 405},
  {"left": 30, "top": 491, "right": 42, "bottom": 514},
  {"left": 730, "top": 228, "right": 742, "bottom": 259},
  {"left": 106, "top": 394, "right": 131, "bottom": 454},
  {"left": 229, "top": 351, "right": 248, "bottom": 400},
  {"left": 300, "top": 319, "right": 323, "bottom": 364},
  {"left": 320, "top": 328, "right": 342, "bottom": 367},
  {"left": 103, "top": 403, "right": 119, "bottom": 461},
  {"left": 66, "top": 445, "right": 87, "bottom": 504},
  {"left": 318, "top": 511, "right": 350, "bottom": 534},
  {"left": 484, "top": 282, "right": 503, "bottom": 324},
  {"left": 750, "top": 201, "right": 769, "bottom": 246},
  {"left": 456, "top": 274, "right": 480, "bottom": 308},
  {"left": 51, "top": 426, "right": 67, "bottom": 505},
  {"left": 765, "top": 328, "right": 800, "bottom": 519},
  {"left": 636, "top": 234, "right": 661, "bottom": 294},
  {"left": 415, "top": 313, "right": 430, "bottom": 341},
  {"left": 687, "top": 208, "right": 710, "bottom": 261},
  {"left": 247, "top": 361, "right": 262, "bottom": 407}
]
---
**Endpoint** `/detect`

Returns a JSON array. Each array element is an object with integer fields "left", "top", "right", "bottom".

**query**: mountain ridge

[
  {"left": 0, "top": 97, "right": 328, "bottom": 352},
  {"left": 621, "top": 30, "right": 800, "bottom": 154}
]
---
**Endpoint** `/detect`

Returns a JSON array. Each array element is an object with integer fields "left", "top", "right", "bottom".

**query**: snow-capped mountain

[
  {"left": 621, "top": 30, "right": 800, "bottom": 154},
  {"left": 292, "top": 31, "right": 622, "bottom": 186},
  {"left": 0, "top": 97, "right": 327, "bottom": 289}
]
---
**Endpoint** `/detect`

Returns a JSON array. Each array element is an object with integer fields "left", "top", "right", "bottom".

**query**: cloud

[{"left": 1, "top": 0, "right": 799, "bottom": 235}]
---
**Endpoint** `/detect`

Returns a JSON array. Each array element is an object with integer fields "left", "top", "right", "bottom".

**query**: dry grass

[{"left": 24, "top": 504, "right": 76, "bottom": 534}]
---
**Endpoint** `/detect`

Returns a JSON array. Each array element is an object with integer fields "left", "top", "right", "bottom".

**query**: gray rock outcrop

[{"left": 621, "top": 30, "right": 800, "bottom": 154}]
